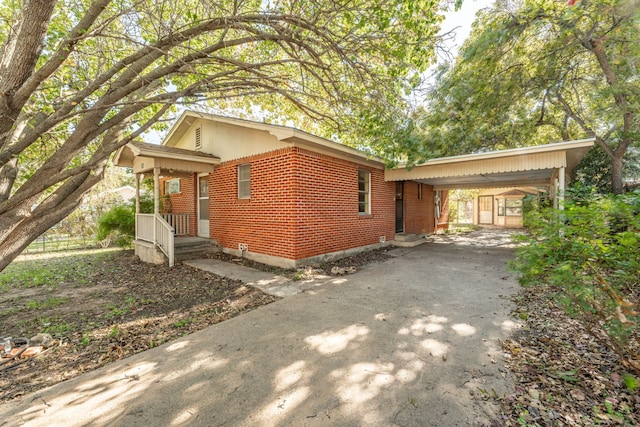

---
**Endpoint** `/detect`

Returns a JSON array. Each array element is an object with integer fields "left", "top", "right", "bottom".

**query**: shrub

[
  {"left": 97, "top": 205, "right": 135, "bottom": 247},
  {"left": 511, "top": 189, "right": 640, "bottom": 375},
  {"left": 96, "top": 194, "right": 155, "bottom": 247}
]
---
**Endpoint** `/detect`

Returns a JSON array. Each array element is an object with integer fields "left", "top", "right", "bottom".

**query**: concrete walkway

[
  {"left": 183, "top": 259, "right": 336, "bottom": 298},
  {"left": 0, "top": 230, "right": 522, "bottom": 426}
]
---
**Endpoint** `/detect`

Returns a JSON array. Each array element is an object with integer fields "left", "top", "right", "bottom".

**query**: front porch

[{"left": 114, "top": 141, "right": 220, "bottom": 266}]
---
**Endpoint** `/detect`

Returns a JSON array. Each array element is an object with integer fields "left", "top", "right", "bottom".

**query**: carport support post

[{"left": 558, "top": 166, "right": 565, "bottom": 211}]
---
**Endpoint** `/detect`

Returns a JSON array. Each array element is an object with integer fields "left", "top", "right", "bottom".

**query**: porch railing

[
  {"left": 161, "top": 213, "right": 190, "bottom": 236},
  {"left": 136, "top": 213, "right": 175, "bottom": 267}
]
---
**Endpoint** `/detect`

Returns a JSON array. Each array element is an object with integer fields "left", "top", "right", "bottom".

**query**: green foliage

[
  {"left": 622, "top": 373, "right": 638, "bottom": 391},
  {"left": 25, "top": 297, "right": 68, "bottom": 310},
  {"left": 108, "top": 326, "right": 121, "bottom": 339},
  {"left": 173, "top": 317, "right": 194, "bottom": 328},
  {"left": 511, "top": 190, "right": 640, "bottom": 374},
  {"left": 413, "top": 0, "right": 640, "bottom": 193},
  {"left": 81, "top": 332, "right": 91, "bottom": 347},
  {"left": 96, "top": 193, "right": 151, "bottom": 247},
  {"left": 97, "top": 205, "right": 135, "bottom": 248},
  {"left": 40, "top": 318, "right": 73, "bottom": 336},
  {"left": 0, "top": 249, "right": 116, "bottom": 293}
]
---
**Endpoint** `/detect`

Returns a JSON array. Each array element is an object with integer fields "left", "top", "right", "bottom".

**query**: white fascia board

[{"left": 396, "top": 139, "right": 596, "bottom": 168}]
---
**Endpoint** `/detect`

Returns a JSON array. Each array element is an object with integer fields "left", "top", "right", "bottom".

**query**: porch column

[
  {"left": 153, "top": 167, "right": 160, "bottom": 240},
  {"left": 135, "top": 173, "right": 140, "bottom": 240},
  {"left": 553, "top": 178, "right": 559, "bottom": 209},
  {"left": 153, "top": 167, "right": 160, "bottom": 215},
  {"left": 135, "top": 173, "right": 140, "bottom": 214}
]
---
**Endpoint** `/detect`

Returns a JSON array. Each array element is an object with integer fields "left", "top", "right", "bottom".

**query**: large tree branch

[
  {"left": 12, "top": 0, "right": 114, "bottom": 110},
  {"left": 1, "top": 17, "right": 347, "bottom": 168},
  {"left": 0, "top": 0, "right": 57, "bottom": 141}
]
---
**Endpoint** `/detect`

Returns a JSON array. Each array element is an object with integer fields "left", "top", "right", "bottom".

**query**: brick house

[{"left": 114, "top": 111, "right": 448, "bottom": 268}]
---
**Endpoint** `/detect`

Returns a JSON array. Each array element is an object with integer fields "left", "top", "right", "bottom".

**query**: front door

[
  {"left": 197, "top": 174, "right": 210, "bottom": 238},
  {"left": 395, "top": 182, "right": 404, "bottom": 233},
  {"left": 478, "top": 196, "right": 493, "bottom": 225}
]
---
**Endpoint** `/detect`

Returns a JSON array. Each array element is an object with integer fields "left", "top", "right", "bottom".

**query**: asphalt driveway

[{"left": 0, "top": 230, "right": 522, "bottom": 426}]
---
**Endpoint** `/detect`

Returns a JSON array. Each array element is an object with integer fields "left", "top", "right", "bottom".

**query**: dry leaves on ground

[
  {"left": 0, "top": 250, "right": 279, "bottom": 402},
  {"left": 492, "top": 285, "right": 639, "bottom": 426}
]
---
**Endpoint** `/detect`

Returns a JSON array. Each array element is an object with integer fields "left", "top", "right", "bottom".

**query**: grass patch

[
  {"left": 38, "top": 318, "right": 74, "bottom": 336},
  {"left": 173, "top": 317, "right": 194, "bottom": 328},
  {"left": 25, "top": 297, "right": 69, "bottom": 310},
  {"left": 0, "top": 248, "right": 120, "bottom": 292}
]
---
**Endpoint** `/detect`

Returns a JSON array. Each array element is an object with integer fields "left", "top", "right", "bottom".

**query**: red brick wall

[
  {"left": 160, "top": 175, "right": 197, "bottom": 236},
  {"left": 403, "top": 181, "right": 435, "bottom": 234},
  {"left": 211, "top": 148, "right": 297, "bottom": 258},
  {"left": 293, "top": 148, "right": 395, "bottom": 259},
  {"left": 210, "top": 147, "right": 395, "bottom": 261},
  {"left": 159, "top": 149, "right": 444, "bottom": 261}
]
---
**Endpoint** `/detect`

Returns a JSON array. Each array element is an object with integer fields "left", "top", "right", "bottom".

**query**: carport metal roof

[{"left": 385, "top": 139, "right": 595, "bottom": 190}]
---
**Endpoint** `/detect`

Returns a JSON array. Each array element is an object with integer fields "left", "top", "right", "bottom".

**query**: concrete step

[
  {"left": 174, "top": 237, "right": 220, "bottom": 261},
  {"left": 393, "top": 233, "right": 421, "bottom": 242},
  {"left": 390, "top": 233, "right": 427, "bottom": 247},
  {"left": 175, "top": 246, "right": 220, "bottom": 261}
]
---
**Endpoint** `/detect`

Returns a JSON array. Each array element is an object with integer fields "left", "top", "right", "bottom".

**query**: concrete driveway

[{"left": 0, "top": 230, "right": 522, "bottom": 426}]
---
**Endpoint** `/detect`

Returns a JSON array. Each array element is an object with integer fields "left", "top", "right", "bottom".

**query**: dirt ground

[
  {"left": 1, "top": 241, "right": 638, "bottom": 425},
  {"left": 0, "top": 248, "right": 391, "bottom": 403}
]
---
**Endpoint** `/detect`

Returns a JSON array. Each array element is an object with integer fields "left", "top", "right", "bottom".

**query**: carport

[{"left": 385, "top": 139, "right": 595, "bottom": 209}]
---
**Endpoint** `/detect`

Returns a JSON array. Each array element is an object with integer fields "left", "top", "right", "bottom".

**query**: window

[
  {"left": 505, "top": 198, "right": 523, "bottom": 216},
  {"left": 418, "top": 183, "right": 423, "bottom": 200},
  {"left": 238, "top": 164, "right": 250, "bottom": 199},
  {"left": 164, "top": 178, "right": 181, "bottom": 194},
  {"left": 497, "top": 199, "right": 505, "bottom": 216},
  {"left": 195, "top": 126, "right": 202, "bottom": 150},
  {"left": 358, "top": 169, "right": 370, "bottom": 214}
]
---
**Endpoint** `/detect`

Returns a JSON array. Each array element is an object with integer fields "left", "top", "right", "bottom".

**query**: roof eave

[{"left": 397, "top": 138, "right": 596, "bottom": 168}]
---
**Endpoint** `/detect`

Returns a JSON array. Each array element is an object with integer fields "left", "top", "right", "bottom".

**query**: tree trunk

[
  {"left": 611, "top": 153, "right": 624, "bottom": 195},
  {"left": 0, "top": 163, "right": 105, "bottom": 271}
]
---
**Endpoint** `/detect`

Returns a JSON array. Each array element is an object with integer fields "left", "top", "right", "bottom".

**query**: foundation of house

[
  {"left": 223, "top": 241, "right": 390, "bottom": 269},
  {"left": 134, "top": 240, "right": 166, "bottom": 265}
]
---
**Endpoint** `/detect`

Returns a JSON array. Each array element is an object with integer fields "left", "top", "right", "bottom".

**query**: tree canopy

[
  {"left": 412, "top": 0, "right": 640, "bottom": 193},
  {"left": 0, "top": 0, "right": 444, "bottom": 270}
]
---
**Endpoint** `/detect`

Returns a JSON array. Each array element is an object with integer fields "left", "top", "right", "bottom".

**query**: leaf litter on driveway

[{"left": 491, "top": 285, "right": 639, "bottom": 426}]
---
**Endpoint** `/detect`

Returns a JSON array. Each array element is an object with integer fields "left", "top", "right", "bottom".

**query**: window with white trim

[
  {"left": 505, "top": 198, "right": 523, "bottom": 216},
  {"left": 164, "top": 178, "right": 181, "bottom": 194},
  {"left": 238, "top": 164, "right": 250, "bottom": 199},
  {"left": 498, "top": 198, "right": 523, "bottom": 216},
  {"left": 358, "top": 169, "right": 370, "bottom": 214}
]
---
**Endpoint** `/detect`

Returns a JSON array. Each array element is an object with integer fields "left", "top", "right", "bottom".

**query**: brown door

[
  {"left": 478, "top": 196, "right": 493, "bottom": 225},
  {"left": 395, "top": 182, "right": 404, "bottom": 233}
]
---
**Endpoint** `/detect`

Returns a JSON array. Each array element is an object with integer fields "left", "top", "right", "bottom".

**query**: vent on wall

[{"left": 195, "top": 126, "right": 202, "bottom": 150}]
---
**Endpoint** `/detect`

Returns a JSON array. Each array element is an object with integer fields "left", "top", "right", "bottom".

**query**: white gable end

[{"left": 168, "top": 118, "right": 290, "bottom": 162}]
